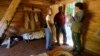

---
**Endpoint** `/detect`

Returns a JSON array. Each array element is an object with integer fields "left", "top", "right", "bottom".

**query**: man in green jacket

[{"left": 69, "top": 2, "right": 84, "bottom": 54}]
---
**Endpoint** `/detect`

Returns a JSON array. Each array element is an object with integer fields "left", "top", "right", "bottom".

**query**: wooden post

[
  {"left": 30, "top": 12, "right": 35, "bottom": 31},
  {"left": 24, "top": 12, "right": 30, "bottom": 29}
]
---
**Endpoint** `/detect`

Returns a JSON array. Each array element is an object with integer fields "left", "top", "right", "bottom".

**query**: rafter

[{"left": 2, "top": 0, "right": 21, "bottom": 21}]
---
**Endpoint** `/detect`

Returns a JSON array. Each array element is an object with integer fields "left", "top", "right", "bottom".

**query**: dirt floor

[{"left": 0, "top": 38, "right": 99, "bottom": 56}]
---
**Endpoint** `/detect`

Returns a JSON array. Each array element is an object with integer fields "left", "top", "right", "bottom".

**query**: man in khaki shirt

[{"left": 69, "top": 2, "right": 84, "bottom": 54}]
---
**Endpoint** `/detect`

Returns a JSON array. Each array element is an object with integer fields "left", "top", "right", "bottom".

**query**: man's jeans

[
  {"left": 45, "top": 28, "right": 52, "bottom": 50},
  {"left": 56, "top": 25, "right": 67, "bottom": 44},
  {"left": 72, "top": 32, "right": 81, "bottom": 52}
]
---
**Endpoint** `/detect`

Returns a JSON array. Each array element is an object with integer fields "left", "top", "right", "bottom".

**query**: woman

[{"left": 44, "top": 8, "right": 53, "bottom": 51}]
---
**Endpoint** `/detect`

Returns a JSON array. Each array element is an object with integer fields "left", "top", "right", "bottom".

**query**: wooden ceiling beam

[
  {"left": 21, "top": 0, "right": 50, "bottom": 6},
  {"left": 2, "top": 0, "right": 21, "bottom": 21}
]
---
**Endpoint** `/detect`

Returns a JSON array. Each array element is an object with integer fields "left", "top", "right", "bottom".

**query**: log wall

[{"left": 83, "top": 0, "right": 100, "bottom": 55}]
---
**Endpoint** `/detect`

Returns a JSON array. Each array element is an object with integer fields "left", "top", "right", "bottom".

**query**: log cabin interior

[{"left": 0, "top": 0, "right": 100, "bottom": 56}]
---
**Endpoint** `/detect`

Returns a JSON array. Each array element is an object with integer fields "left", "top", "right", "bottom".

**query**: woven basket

[{"left": 53, "top": 51, "right": 73, "bottom": 56}]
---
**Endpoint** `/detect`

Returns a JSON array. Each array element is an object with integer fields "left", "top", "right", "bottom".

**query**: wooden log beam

[
  {"left": 2, "top": 0, "right": 21, "bottom": 21},
  {"left": 21, "top": 0, "right": 50, "bottom": 7}
]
